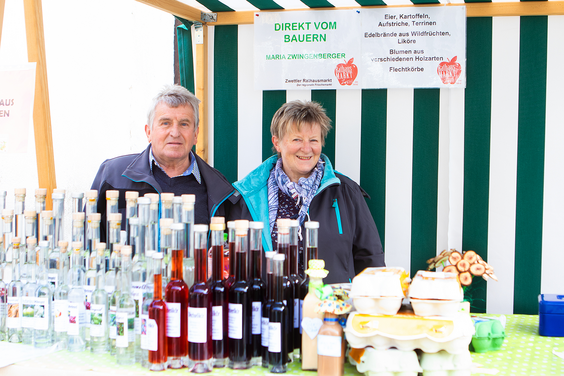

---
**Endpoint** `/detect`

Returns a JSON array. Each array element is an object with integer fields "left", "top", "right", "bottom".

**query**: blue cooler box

[{"left": 538, "top": 294, "right": 564, "bottom": 337}]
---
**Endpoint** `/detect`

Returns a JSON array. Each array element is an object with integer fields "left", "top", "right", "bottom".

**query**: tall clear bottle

[
  {"left": 116, "top": 245, "right": 136, "bottom": 365},
  {"left": 72, "top": 192, "right": 85, "bottom": 246},
  {"left": 3, "top": 209, "right": 14, "bottom": 282},
  {"left": 140, "top": 250, "right": 155, "bottom": 368},
  {"left": 210, "top": 220, "right": 228, "bottom": 368},
  {"left": 172, "top": 196, "right": 182, "bottom": 223},
  {"left": 44, "top": 212, "right": 59, "bottom": 289},
  {"left": 7, "top": 237, "right": 22, "bottom": 342},
  {"left": 145, "top": 193, "right": 160, "bottom": 255},
  {"left": 24, "top": 210, "right": 37, "bottom": 247},
  {"left": 86, "top": 213, "right": 101, "bottom": 278},
  {"left": 276, "top": 218, "right": 294, "bottom": 359},
  {"left": 125, "top": 191, "right": 138, "bottom": 246},
  {"left": 108, "top": 244, "right": 122, "bottom": 355},
  {"left": 160, "top": 193, "right": 174, "bottom": 219},
  {"left": 21, "top": 235, "right": 38, "bottom": 284},
  {"left": 105, "top": 190, "right": 119, "bottom": 245},
  {"left": 68, "top": 242, "right": 86, "bottom": 352},
  {"left": 13, "top": 188, "right": 26, "bottom": 240},
  {"left": 165, "top": 223, "right": 189, "bottom": 369},
  {"left": 53, "top": 241, "right": 70, "bottom": 348},
  {"left": 228, "top": 220, "right": 251, "bottom": 370},
  {"left": 188, "top": 224, "right": 212, "bottom": 373},
  {"left": 52, "top": 190, "right": 65, "bottom": 248},
  {"left": 90, "top": 243, "right": 108, "bottom": 353},
  {"left": 0, "top": 239, "right": 6, "bottom": 341},
  {"left": 262, "top": 251, "right": 276, "bottom": 368},
  {"left": 106, "top": 213, "right": 122, "bottom": 291},
  {"left": 160, "top": 218, "right": 173, "bottom": 290},
  {"left": 181, "top": 194, "right": 195, "bottom": 288},
  {"left": 34, "top": 241, "right": 53, "bottom": 348},
  {"left": 130, "top": 216, "right": 148, "bottom": 363},
  {"left": 148, "top": 252, "right": 167, "bottom": 371},
  {"left": 269, "top": 254, "right": 289, "bottom": 373},
  {"left": 21, "top": 237, "right": 38, "bottom": 345},
  {"left": 249, "top": 221, "right": 265, "bottom": 366},
  {"left": 34, "top": 189, "right": 47, "bottom": 243}
]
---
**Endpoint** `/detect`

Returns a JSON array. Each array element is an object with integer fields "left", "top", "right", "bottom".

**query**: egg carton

[
  {"left": 349, "top": 347, "right": 422, "bottom": 376},
  {"left": 420, "top": 350, "right": 472, "bottom": 376},
  {"left": 345, "top": 312, "right": 475, "bottom": 354}
]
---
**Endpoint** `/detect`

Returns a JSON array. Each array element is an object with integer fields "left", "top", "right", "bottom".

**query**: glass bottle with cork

[
  {"left": 181, "top": 194, "right": 195, "bottom": 289},
  {"left": 249, "top": 221, "right": 265, "bottom": 366},
  {"left": 261, "top": 251, "right": 276, "bottom": 368},
  {"left": 210, "top": 219, "right": 228, "bottom": 368},
  {"left": 116, "top": 245, "right": 136, "bottom": 364},
  {"left": 53, "top": 241, "right": 70, "bottom": 348},
  {"left": 269, "top": 253, "right": 289, "bottom": 373},
  {"left": 90, "top": 243, "right": 108, "bottom": 353},
  {"left": 67, "top": 241, "right": 86, "bottom": 352},
  {"left": 148, "top": 252, "right": 167, "bottom": 371},
  {"left": 276, "top": 218, "right": 294, "bottom": 360},
  {"left": 140, "top": 250, "right": 155, "bottom": 368},
  {"left": 7, "top": 237, "right": 22, "bottom": 343},
  {"left": 34, "top": 240, "right": 53, "bottom": 348},
  {"left": 21, "top": 237, "right": 38, "bottom": 345},
  {"left": 289, "top": 219, "right": 303, "bottom": 360}
]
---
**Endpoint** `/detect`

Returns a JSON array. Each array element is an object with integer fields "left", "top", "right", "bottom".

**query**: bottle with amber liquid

[
  {"left": 269, "top": 253, "right": 288, "bottom": 373},
  {"left": 261, "top": 251, "right": 276, "bottom": 368},
  {"left": 188, "top": 224, "right": 213, "bottom": 373},
  {"left": 148, "top": 252, "right": 167, "bottom": 371},
  {"left": 249, "top": 221, "right": 265, "bottom": 367},
  {"left": 228, "top": 220, "right": 251, "bottom": 370},
  {"left": 165, "top": 223, "right": 189, "bottom": 369},
  {"left": 210, "top": 221, "right": 228, "bottom": 368},
  {"left": 276, "top": 219, "right": 294, "bottom": 359},
  {"left": 288, "top": 219, "right": 302, "bottom": 360}
]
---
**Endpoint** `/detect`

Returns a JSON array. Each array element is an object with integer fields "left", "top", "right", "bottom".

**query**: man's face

[{"left": 145, "top": 102, "right": 198, "bottom": 167}]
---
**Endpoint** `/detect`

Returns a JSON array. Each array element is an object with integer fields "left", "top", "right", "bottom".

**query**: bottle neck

[{"left": 170, "top": 249, "right": 183, "bottom": 281}]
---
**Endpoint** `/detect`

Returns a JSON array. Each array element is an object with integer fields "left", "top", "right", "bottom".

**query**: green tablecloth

[{"left": 4, "top": 315, "right": 564, "bottom": 375}]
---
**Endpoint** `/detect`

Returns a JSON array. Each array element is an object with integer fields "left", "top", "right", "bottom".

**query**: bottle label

[
  {"left": 252, "top": 301, "right": 262, "bottom": 335},
  {"left": 317, "top": 334, "right": 342, "bottom": 357},
  {"left": 34, "top": 297, "right": 49, "bottom": 330},
  {"left": 47, "top": 273, "right": 58, "bottom": 289},
  {"left": 68, "top": 302, "right": 81, "bottom": 336},
  {"left": 21, "top": 296, "right": 35, "bottom": 328},
  {"left": 105, "top": 285, "right": 115, "bottom": 296},
  {"left": 211, "top": 306, "right": 223, "bottom": 341},
  {"left": 188, "top": 307, "right": 207, "bottom": 343},
  {"left": 166, "top": 302, "right": 181, "bottom": 338},
  {"left": 116, "top": 309, "right": 134, "bottom": 347},
  {"left": 261, "top": 317, "right": 269, "bottom": 347},
  {"left": 140, "top": 313, "right": 149, "bottom": 350},
  {"left": 228, "top": 303, "right": 243, "bottom": 340},
  {"left": 6, "top": 296, "right": 21, "bottom": 329},
  {"left": 268, "top": 322, "right": 281, "bottom": 353},
  {"left": 293, "top": 298, "right": 299, "bottom": 328},
  {"left": 90, "top": 304, "right": 106, "bottom": 337},
  {"left": 109, "top": 305, "right": 117, "bottom": 339},
  {"left": 84, "top": 285, "right": 95, "bottom": 327},
  {"left": 131, "top": 282, "right": 146, "bottom": 335},
  {"left": 299, "top": 300, "right": 303, "bottom": 334},
  {"left": 54, "top": 300, "right": 68, "bottom": 333},
  {"left": 147, "top": 318, "right": 158, "bottom": 351}
]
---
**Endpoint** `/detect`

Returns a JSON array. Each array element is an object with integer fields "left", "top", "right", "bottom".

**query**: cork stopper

[
  {"left": 2, "top": 209, "right": 14, "bottom": 221},
  {"left": 14, "top": 188, "right": 26, "bottom": 195},
  {"left": 72, "top": 192, "right": 84, "bottom": 199},
  {"left": 305, "top": 221, "right": 319, "bottom": 229},
  {"left": 161, "top": 193, "right": 174, "bottom": 209},
  {"left": 41, "top": 210, "right": 53, "bottom": 220},
  {"left": 235, "top": 219, "right": 249, "bottom": 235},
  {"left": 73, "top": 212, "right": 85, "bottom": 222},
  {"left": 53, "top": 189, "right": 65, "bottom": 195},
  {"left": 108, "top": 213, "right": 122, "bottom": 222},
  {"left": 194, "top": 224, "right": 208, "bottom": 233},
  {"left": 96, "top": 242, "right": 106, "bottom": 252},
  {"left": 106, "top": 190, "right": 119, "bottom": 199},
  {"left": 85, "top": 190, "right": 98, "bottom": 199},
  {"left": 121, "top": 245, "right": 132, "bottom": 256},
  {"left": 182, "top": 194, "right": 195, "bottom": 204},
  {"left": 26, "top": 237, "right": 37, "bottom": 246},
  {"left": 59, "top": 240, "right": 68, "bottom": 252},
  {"left": 72, "top": 241, "right": 82, "bottom": 253},
  {"left": 145, "top": 193, "right": 159, "bottom": 203},
  {"left": 249, "top": 221, "right": 264, "bottom": 229},
  {"left": 210, "top": 223, "right": 224, "bottom": 231},
  {"left": 125, "top": 191, "right": 139, "bottom": 199},
  {"left": 12, "top": 237, "right": 21, "bottom": 245},
  {"left": 24, "top": 210, "right": 36, "bottom": 218},
  {"left": 88, "top": 213, "right": 101, "bottom": 223},
  {"left": 160, "top": 218, "right": 173, "bottom": 228},
  {"left": 211, "top": 217, "right": 225, "bottom": 225},
  {"left": 35, "top": 188, "right": 47, "bottom": 197}
]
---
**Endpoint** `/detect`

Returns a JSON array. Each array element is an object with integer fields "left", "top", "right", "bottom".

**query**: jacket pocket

[{"left": 332, "top": 199, "right": 343, "bottom": 235}]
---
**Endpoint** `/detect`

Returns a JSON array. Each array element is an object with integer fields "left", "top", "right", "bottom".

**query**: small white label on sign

[
  {"left": 302, "top": 317, "right": 323, "bottom": 340},
  {"left": 89, "top": 304, "right": 106, "bottom": 337},
  {"left": 252, "top": 301, "right": 262, "bottom": 335},
  {"left": 268, "top": 322, "right": 281, "bottom": 353},
  {"left": 261, "top": 317, "right": 269, "bottom": 347},
  {"left": 166, "top": 302, "right": 181, "bottom": 338},
  {"left": 317, "top": 334, "right": 342, "bottom": 357},
  {"left": 228, "top": 303, "right": 243, "bottom": 339},
  {"left": 34, "top": 297, "right": 49, "bottom": 330},
  {"left": 54, "top": 300, "right": 68, "bottom": 333},
  {"left": 188, "top": 307, "right": 207, "bottom": 343},
  {"left": 147, "top": 318, "right": 158, "bottom": 351},
  {"left": 211, "top": 306, "right": 223, "bottom": 340}
]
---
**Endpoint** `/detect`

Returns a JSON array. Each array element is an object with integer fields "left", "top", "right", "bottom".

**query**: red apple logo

[
  {"left": 335, "top": 58, "right": 358, "bottom": 86},
  {"left": 437, "top": 56, "right": 462, "bottom": 84}
]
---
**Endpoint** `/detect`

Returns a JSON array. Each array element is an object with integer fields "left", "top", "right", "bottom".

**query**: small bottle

[
  {"left": 52, "top": 191, "right": 65, "bottom": 248},
  {"left": 289, "top": 219, "right": 303, "bottom": 360},
  {"left": 67, "top": 242, "right": 86, "bottom": 352},
  {"left": 160, "top": 193, "right": 174, "bottom": 219},
  {"left": 46, "top": 214, "right": 60, "bottom": 290},
  {"left": 116, "top": 245, "right": 135, "bottom": 365},
  {"left": 172, "top": 196, "right": 182, "bottom": 224},
  {"left": 105, "top": 190, "right": 119, "bottom": 244},
  {"left": 261, "top": 252, "right": 276, "bottom": 368},
  {"left": 140, "top": 250, "right": 155, "bottom": 368},
  {"left": 317, "top": 311, "right": 345, "bottom": 376},
  {"left": 210, "top": 220, "right": 228, "bottom": 368},
  {"left": 228, "top": 220, "right": 251, "bottom": 370},
  {"left": 269, "top": 253, "right": 288, "bottom": 373},
  {"left": 81, "top": 214, "right": 95, "bottom": 348},
  {"left": 165, "top": 223, "right": 189, "bottom": 369},
  {"left": 90, "top": 244, "right": 109, "bottom": 353},
  {"left": 106, "top": 214, "right": 122, "bottom": 294},
  {"left": 108, "top": 245, "right": 122, "bottom": 355},
  {"left": 145, "top": 193, "right": 160, "bottom": 256},
  {"left": 277, "top": 219, "right": 294, "bottom": 359},
  {"left": 249, "top": 221, "right": 265, "bottom": 366},
  {"left": 21, "top": 237, "right": 38, "bottom": 345},
  {"left": 24, "top": 210, "right": 37, "bottom": 245},
  {"left": 7, "top": 237, "right": 23, "bottom": 343},
  {"left": 124, "top": 191, "right": 139, "bottom": 246},
  {"left": 34, "top": 189, "right": 47, "bottom": 244},
  {"left": 34, "top": 241, "right": 53, "bottom": 348},
  {"left": 188, "top": 224, "right": 213, "bottom": 372},
  {"left": 301, "top": 259, "right": 326, "bottom": 371},
  {"left": 13, "top": 188, "right": 26, "bottom": 240},
  {"left": 86, "top": 213, "right": 101, "bottom": 280},
  {"left": 148, "top": 252, "right": 167, "bottom": 371},
  {"left": 181, "top": 194, "right": 195, "bottom": 289},
  {"left": 130, "top": 216, "right": 148, "bottom": 363},
  {"left": 53, "top": 241, "right": 70, "bottom": 348}
]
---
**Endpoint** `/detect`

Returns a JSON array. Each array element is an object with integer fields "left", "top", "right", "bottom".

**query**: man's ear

[{"left": 145, "top": 124, "right": 151, "bottom": 143}]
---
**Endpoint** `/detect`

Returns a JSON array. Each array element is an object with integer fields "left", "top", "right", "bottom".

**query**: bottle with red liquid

[
  {"left": 269, "top": 253, "right": 288, "bottom": 373},
  {"left": 148, "top": 252, "right": 167, "bottom": 371},
  {"left": 164, "top": 223, "right": 189, "bottom": 369},
  {"left": 261, "top": 251, "right": 276, "bottom": 368},
  {"left": 276, "top": 218, "right": 294, "bottom": 360},
  {"left": 249, "top": 221, "right": 265, "bottom": 366},
  {"left": 224, "top": 221, "right": 236, "bottom": 292},
  {"left": 289, "top": 219, "right": 303, "bottom": 360},
  {"left": 228, "top": 220, "right": 251, "bottom": 369},
  {"left": 210, "top": 221, "right": 228, "bottom": 368},
  {"left": 188, "top": 224, "right": 212, "bottom": 373}
]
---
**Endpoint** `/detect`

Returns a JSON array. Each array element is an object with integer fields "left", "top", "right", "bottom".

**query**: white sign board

[
  {"left": 254, "top": 7, "right": 466, "bottom": 90},
  {"left": 0, "top": 64, "right": 36, "bottom": 153},
  {"left": 254, "top": 9, "right": 362, "bottom": 90},
  {"left": 361, "top": 6, "right": 466, "bottom": 88}
]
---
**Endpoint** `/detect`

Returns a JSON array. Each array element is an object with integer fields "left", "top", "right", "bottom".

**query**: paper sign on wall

[{"left": 0, "top": 63, "right": 36, "bottom": 153}]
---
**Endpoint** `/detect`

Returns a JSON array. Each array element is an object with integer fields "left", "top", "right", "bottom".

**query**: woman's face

[{"left": 272, "top": 122, "right": 323, "bottom": 183}]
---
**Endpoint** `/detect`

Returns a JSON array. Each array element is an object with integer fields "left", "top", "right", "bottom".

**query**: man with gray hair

[{"left": 90, "top": 84, "right": 239, "bottom": 241}]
